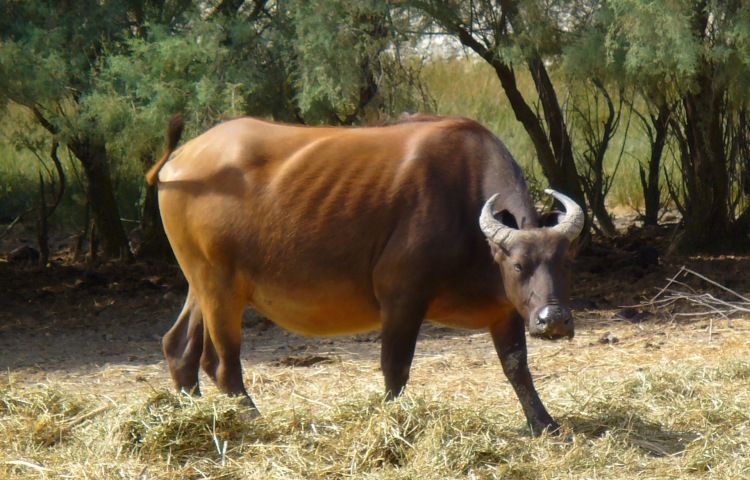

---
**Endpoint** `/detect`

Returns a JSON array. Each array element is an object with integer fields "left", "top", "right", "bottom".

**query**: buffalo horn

[
  {"left": 479, "top": 189, "right": 585, "bottom": 248},
  {"left": 479, "top": 193, "right": 518, "bottom": 249},
  {"left": 544, "top": 188, "right": 585, "bottom": 241}
]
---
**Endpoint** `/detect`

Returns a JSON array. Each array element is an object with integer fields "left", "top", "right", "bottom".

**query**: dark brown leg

[
  {"left": 490, "top": 312, "right": 560, "bottom": 436},
  {"left": 372, "top": 224, "right": 439, "bottom": 401},
  {"left": 379, "top": 296, "right": 427, "bottom": 399},
  {"left": 163, "top": 288, "right": 204, "bottom": 395}
]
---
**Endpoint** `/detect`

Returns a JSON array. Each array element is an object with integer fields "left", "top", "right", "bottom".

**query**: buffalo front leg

[
  {"left": 379, "top": 298, "right": 427, "bottom": 400},
  {"left": 163, "top": 288, "right": 204, "bottom": 396},
  {"left": 490, "top": 312, "right": 560, "bottom": 436}
]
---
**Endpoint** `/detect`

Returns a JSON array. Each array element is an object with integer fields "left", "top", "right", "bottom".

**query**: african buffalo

[{"left": 147, "top": 113, "right": 584, "bottom": 435}]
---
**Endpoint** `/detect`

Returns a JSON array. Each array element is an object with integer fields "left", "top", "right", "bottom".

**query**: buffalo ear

[{"left": 539, "top": 211, "right": 563, "bottom": 228}]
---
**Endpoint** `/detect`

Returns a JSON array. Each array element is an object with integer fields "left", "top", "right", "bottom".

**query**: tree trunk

[
  {"left": 487, "top": 59, "right": 587, "bottom": 213},
  {"left": 68, "top": 139, "right": 132, "bottom": 260},
  {"left": 137, "top": 184, "right": 174, "bottom": 261},
  {"left": 679, "top": 85, "right": 729, "bottom": 249},
  {"left": 638, "top": 102, "right": 670, "bottom": 226},
  {"left": 526, "top": 59, "right": 585, "bottom": 204},
  {"left": 36, "top": 173, "right": 50, "bottom": 267},
  {"left": 677, "top": 3, "right": 729, "bottom": 248}
]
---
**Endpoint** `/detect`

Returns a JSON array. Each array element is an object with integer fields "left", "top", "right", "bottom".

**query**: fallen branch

[{"left": 638, "top": 266, "right": 750, "bottom": 320}]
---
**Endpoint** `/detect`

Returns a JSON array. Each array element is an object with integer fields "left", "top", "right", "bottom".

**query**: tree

[
  {"left": 0, "top": 0, "right": 152, "bottom": 259},
  {"left": 605, "top": 0, "right": 750, "bottom": 249},
  {"left": 402, "top": 0, "right": 590, "bottom": 224}
]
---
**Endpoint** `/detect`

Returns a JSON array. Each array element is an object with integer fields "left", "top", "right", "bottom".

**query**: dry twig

[{"left": 638, "top": 266, "right": 750, "bottom": 320}]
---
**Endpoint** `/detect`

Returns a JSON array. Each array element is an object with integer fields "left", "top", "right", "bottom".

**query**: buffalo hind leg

[
  {"left": 490, "top": 312, "right": 560, "bottom": 436},
  {"left": 199, "top": 288, "right": 257, "bottom": 410},
  {"left": 379, "top": 296, "right": 427, "bottom": 400},
  {"left": 200, "top": 327, "right": 220, "bottom": 386},
  {"left": 163, "top": 288, "right": 204, "bottom": 396}
]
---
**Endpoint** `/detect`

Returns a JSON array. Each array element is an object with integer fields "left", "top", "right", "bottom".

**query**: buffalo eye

[{"left": 513, "top": 263, "right": 523, "bottom": 273}]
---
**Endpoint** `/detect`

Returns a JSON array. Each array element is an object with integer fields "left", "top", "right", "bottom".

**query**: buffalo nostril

[{"left": 537, "top": 306, "right": 572, "bottom": 328}]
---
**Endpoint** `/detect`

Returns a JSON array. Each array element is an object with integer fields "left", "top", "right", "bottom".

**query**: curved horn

[
  {"left": 544, "top": 188, "right": 585, "bottom": 241},
  {"left": 479, "top": 193, "right": 519, "bottom": 249}
]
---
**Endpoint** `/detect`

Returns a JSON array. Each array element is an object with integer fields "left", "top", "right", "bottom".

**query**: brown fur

[{"left": 149, "top": 113, "right": 579, "bottom": 435}]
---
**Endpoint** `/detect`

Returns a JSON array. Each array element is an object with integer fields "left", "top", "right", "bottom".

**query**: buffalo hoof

[
  {"left": 529, "top": 421, "right": 563, "bottom": 438},
  {"left": 238, "top": 396, "right": 261, "bottom": 420}
]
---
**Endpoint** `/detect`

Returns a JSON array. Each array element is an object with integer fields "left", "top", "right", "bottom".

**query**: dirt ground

[{"left": 2, "top": 220, "right": 750, "bottom": 407}]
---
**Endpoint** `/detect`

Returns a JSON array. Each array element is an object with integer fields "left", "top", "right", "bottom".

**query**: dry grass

[{"left": 2, "top": 312, "right": 750, "bottom": 479}]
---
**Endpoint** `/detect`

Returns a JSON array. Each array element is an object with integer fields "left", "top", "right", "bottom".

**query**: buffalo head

[{"left": 480, "top": 189, "right": 584, "bottom": 339}]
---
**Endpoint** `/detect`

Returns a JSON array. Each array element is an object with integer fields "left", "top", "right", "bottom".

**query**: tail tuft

[{"left": 146, "top": 113, "right": 185, "bottom": 186}]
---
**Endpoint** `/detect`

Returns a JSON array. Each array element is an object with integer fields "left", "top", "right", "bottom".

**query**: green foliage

[
  {"left": 603, "top": 0, "right": 750, "bottom": 102},
  {"left": 293, "top": 0, "right": 380, "bottom": 118},
  {"left": 563, "top": 7, "right": 618, "bottom": 83},
  {"left": 83, "top": 19, "right": 253, "bottom": 163},
  {"left": 2, "top": 0, "right": 750, "bottom": 248},
  {"left": 604, "top": 0, "right": 750, "bottom": 110},
  {"left": 291, "top": 0, "right": 431, "bottom": 123},
  {"left": 606, "top": 0, "right": 699, "bottom": 86},
  {"left": 0, "top": 0, "right": 134, "bottom": 122}
]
